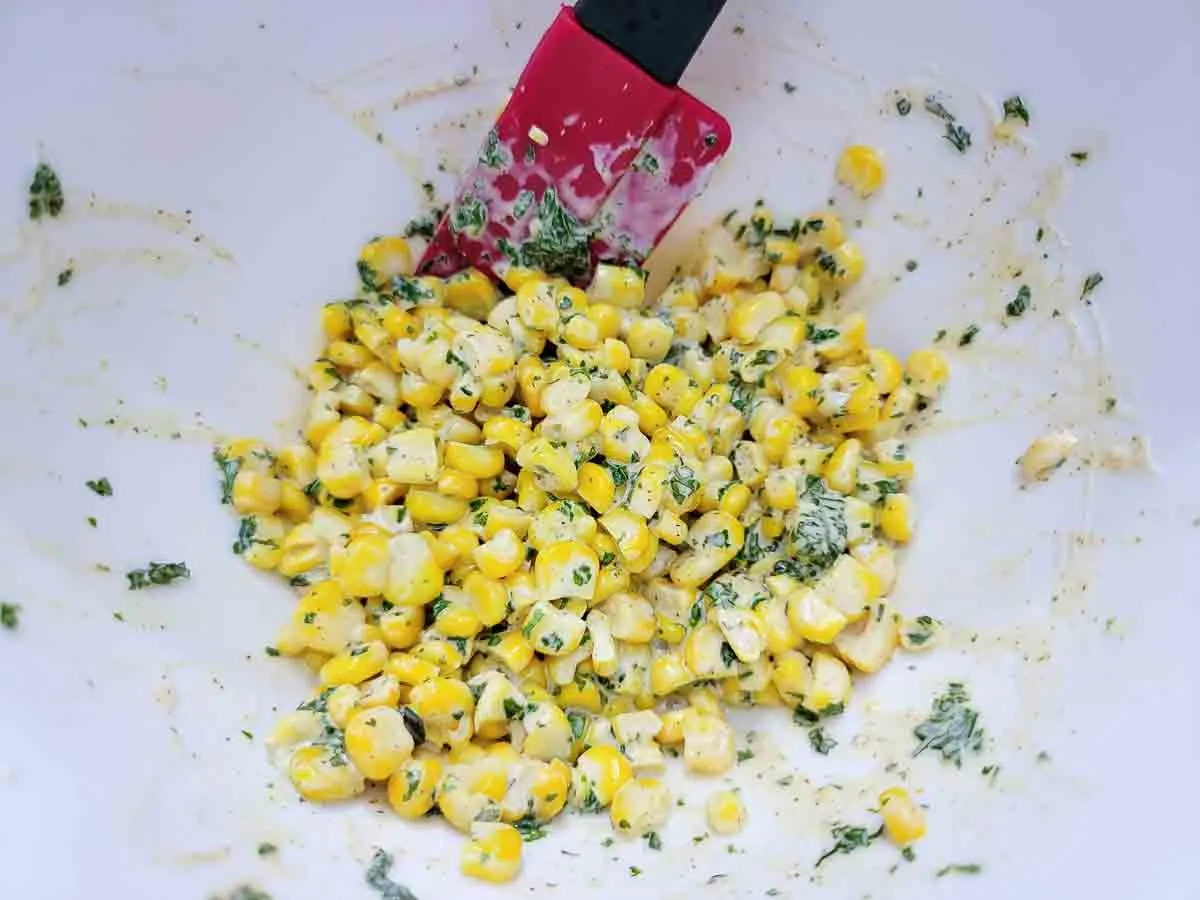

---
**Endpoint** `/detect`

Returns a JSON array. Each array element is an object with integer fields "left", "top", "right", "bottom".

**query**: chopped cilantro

[
  {"left": 1, "top": 602, "right": 20, "bottom": 630},
  {"left": 958, "top": 323, "right": 980, "bottom": 346},
  {"left": 29, "top": 162, "right": 65, "bottom": 220},
  {"left": 808, "top": 726, "right": 837, "bottom": 755},
  {"left": 86, "top": 477, "right": 113, "bottom": 496},
  {"left": 896, "top": 96, "right": 912, "bottom": 116},
  {"left": 1002, "top": 95, "right": 1030, "bottom": 125},
  {"left": 914, "top": 682, "right": 984, "bottom": 766},
  {"left": 816, "top": 823, "right": 884, "bottom": 867},
  {"left": 57, "top": 266, "right": 74, "bottom": 287},
  {"left": 365, "top": 849, "right": 419, "bottom": 900},
  {"left": 126, "top": 561, "right": 190, "bottom": 590},
  {"left": 1005, "top": 284, "right": 1031, "bottom": 318},
  {"left": 1080, "top": 272, "right": 1103, "bottom": 302},
  {"left": 213, "top": 450, "right": 240, "bottom": 504},
  {"left": 937, "top": 863, "right": 983, "bottom": 877}
]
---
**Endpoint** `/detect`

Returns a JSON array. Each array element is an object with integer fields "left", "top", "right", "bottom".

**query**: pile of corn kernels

[{"left": 215, "top": 148, "right": 947, "bottom": 883}]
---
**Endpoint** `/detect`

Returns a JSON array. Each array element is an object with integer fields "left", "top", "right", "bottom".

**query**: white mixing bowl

[{"left": 1, "top": 0, "right": 1196, "bottom": 897}]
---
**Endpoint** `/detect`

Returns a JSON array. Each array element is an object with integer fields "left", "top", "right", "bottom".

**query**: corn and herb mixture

[{"left": 215, "top": 198, "right": 948, "bottom": 883}]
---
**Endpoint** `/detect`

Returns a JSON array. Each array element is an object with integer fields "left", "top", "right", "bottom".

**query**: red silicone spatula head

[{"left": 419, "top": 6, "right": 731, "bottom": 283}]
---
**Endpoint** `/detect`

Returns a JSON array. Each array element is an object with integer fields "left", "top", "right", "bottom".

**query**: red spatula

[{"left": 419, "top": 0, "right": 732, "bottom": 284}]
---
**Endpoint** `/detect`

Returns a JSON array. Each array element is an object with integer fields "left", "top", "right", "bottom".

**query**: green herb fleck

[
  {"left": 513, "top": 815, "right": 547, "bottom": 841},
  {"left": 1069, "top": 150, "right": 1089, "bottom": 165},
  {"left": 944, "top": 122, "right": 972, "bottom": 153},
  {"left": 503, "top": 698, "right": 526, "bottom": 720},
  {"left": 720, "top": 641, "right": 738, "bottom": 669},
  {"left": 937, "top": 863, "right": 983, "bottom": 877},
  {"left": 1005, "top": 284, "right": 1031, "bottom": 318},
  {"left": 233, "top": 516, "right": 275, "bottom": 555},
  {"left": 572, "top": 565, "right": 593, "bottom": 586},
  {"left": 256, "top": 842, "right": 277, "bottom": 856},
  {"left": 510, "top": 187, "right": 593, "bottom": 281},
  {"left": 783, "top": 81, "right": 797, "bottom": 94},
  {"left": 1002, "top": 95, "right": 1030, "bottom": 125},
  {"left": 806, "top": 322, "right": 840, "bottom": 343},
  {"left": 958, "top": 323, "right": 980, "bottom": 346},
  {"left": 86, "top": 477, "right": 113, "bottom": 496},
  {"left": 29, "top": 162, "right": 65, "bottom": 220},
  {"left": 896, "top": 96, "right": 912, "bottom": 116},
  {"left": 737, "top": 748, "right": 754, "bottom": 763},
  {"left": 645, "top": 831, "right": 663, "bottom": 851},
  {"left": 265, "top": 646, "right": 281, "bottom": 657},
  {"left": 667, "top": 464, "right": 699, "bottom": 504},
  {"left": 478, "top": 128, "right": 508, "bottom": 169},
  {"left": 809, "top": 726, "right": 837, "bottom": 755},
  {"left": 1, "top": 603, "right": 20, "bottom": 630},
  {"left": 1080, "top": 272, "right": 1103, "bottom": 302},
  {"left": 629, "top": 866, "right": 642, "bottom": 877},
  {"left": 914, "top": 682, "right": 984, "bottom": 766},
  {"left": 365, "top": 849, "right": 419, "bottom": 900},
  {"left": 450, "top": 194, "right": 487, "bottom": 236},
  {"left": 126, "top": 561, "right": 190, "bottom": 590},
  {"left": 213, "top": 450, "right": 240, "bottom": 504},
  {"left": 815, "top": 823, "right": 884, "bottom": 867},
  {"left": 58, "top": 266, "right": 74, "bottom": 287},
  {"left": 87, "top": 516, "right": 97, "bottom": 527}
]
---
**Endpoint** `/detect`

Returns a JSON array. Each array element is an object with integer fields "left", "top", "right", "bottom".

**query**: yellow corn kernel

[
  {"left": 879, "top": 787, "right": 927, "bottom": 845},
  {"left": 515, "top": 437, "right": 578, "bottom": 495},
  {"left": 330, "top": 531, "right": 390, "bottom": 597},
  {"left": 343, "top": 706, "right": 415, "bottom": 781},
  {"left": 461, "top": 822, "right": 523, "bottom": 884},
  {"left": 409, "top": 677, "right": 475, "bottom": 746},
  {"left": 650, "top": 652, "right": 694, "bottom": 696},
  {"left": 824, "top": 438, "right": 862, "bottom": 494},
  {"left": 576, "top": 462, "right": 616, "bottom": 515},
  {"left": 320, "top": 640, "right": 388, "bottom": 687},
  {"left": 432, "top": 596, "right": 483, "bottom": 640},
  {"left": 535, "top": 541, "right": 600, "bottom": 602},
  {"left": 445, "top": 268, "right": 501, "bottom": 321},
  {"left": 470, "top": 528, "right": 522, "bottom": 581},
  {"left": 287, "top": 744, "right": 365, "bottom": 802},
  {"left": 762, "top": 471, "right": 798, "bottom": 510},
  {"left": 609, "top": 777, "right": 671, "bottom": 836},
  {"left": 643, "top": 364, "right": 701, "bottom": 416},
  {"left": 485, "top": 630, "right": 535, "bottom": 673},
  {"left": 604, "top": 592, "right": 656, "bottom": 644},
  {"left": 432, "top": 468, "right": 475, "bottom": 502},
  {"left": 727, "top": 291, "right": 787, "bottom": 343},
  {"left": 718, "top": 482, "right": 752, "bottom": 518},
  {"left": 706, "top": 789, "right": 747, "bottom": 835},
  {"left": 836, "top": 145, "right": 886, "bottom": 198},
  {"left": 383, "top": 533, "right": 444, "bottom": 608},
  {"left": 626, "top": 316, "right": 675, "bottom": 362},
  {"left": 237, "top": 514, "right": 286, "bottom": 571},
  {"left": 802, "top": 650, "right": 852, "bottom": 714},
  {"left": 379, "top": 427, "right": 440, "bottom": 484},
  {"left": 523, "top": 701, "right": 574, "bottom": 761},
  {"left": 779, "top": 364, "right": 822, "bottom": 419},
  {"left": 682, "top": 714, "right": 735, "bottom": 775},
  {"left": 770, "top": 649, "right": 812, "bottom": 705},
  {"left": 906, "top": 348, "right": 950, "bottom": 398},
  {"left": 516, "top": 278, "right": 562, "bottom": 332},
  {"left": 321, "top": 303, "right": 354, "bottom": 341},
  {"left": 589, "top": 263, "right": 646, "bottom": 308},
  {"left": 387, "top": 755, "right": 442, "bottom": 818},
  {"left": 374, "top": 607, "right": 422, "bottom": 648},
  {"left": 573, "top": 744, "right": 633, "bottom": 809},
  {"left": 444, "top": 441, "right": 505, "bottom": 479},
  {"left": 403, "top": 489, "right": 465, "bottom": 525},
  {"left": 599, "top": 508, "right": 653, "bottom": 565},
  {"left": 880, "top": 493, "right": 914, "bottom": 542},
  {"left": 358, "top": 236, "right": 413, "bottom": 288},
  {"left": 482, "top": 416, "right": 533, "bottom": 457},
  {"left": 459, "top": 571, "right": 506, "bottom": 628},
  {"left": 785, "top": 587, "right": 848, "bottom": 645},
  {"left": 1019, "top": 430, "right": 1078, "bottom": 483},
  {"left": 866, "top": 348, "right": 903, "bottom": 394},
  {"left": 231, "top": 469, "right": 282, "bottom": 516}
]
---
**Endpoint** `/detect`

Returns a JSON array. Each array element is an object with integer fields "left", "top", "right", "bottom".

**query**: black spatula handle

[{"left": 574, "top": 0, "right": 728, "bottom": 86}]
